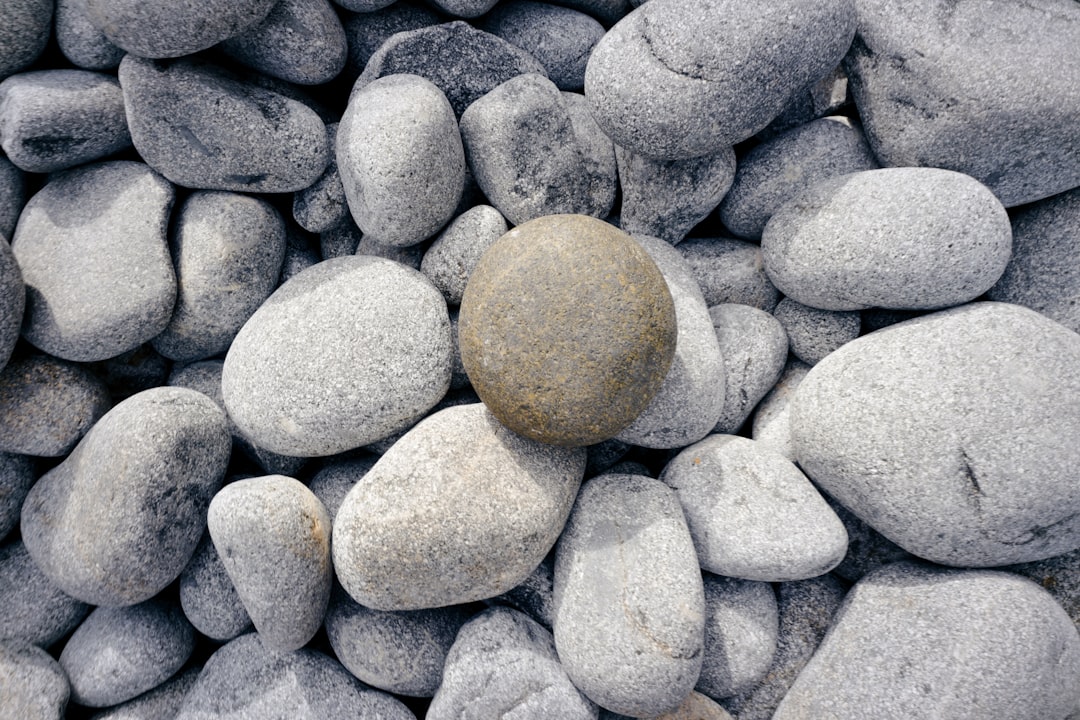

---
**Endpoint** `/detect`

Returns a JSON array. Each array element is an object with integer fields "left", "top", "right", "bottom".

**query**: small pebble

[
  {"left": 487, "top": 556, "right": 556, "bottom": 628},
  {"left": 0, "top": 540, "right": 91, "bottom": 648},
  {"left": 772, "top": 297, "right": 860, "bottom": 366},
  {"left": 54, "top": 0, "right": 124, "bottom": 70},
  {"left": 677, "top": 238, "right": 781, "bottom": 312},
  {"left": 342, "top": 2, "right": 441, "bottom": 80},
  {"left": 306, "top": 456, "right": 377, "bottom": 521},
  {"left": 0, "top": 0, "right": 54, "bottom": 81},
  {"left": 0, "top": 640, "right": 70, "bottom": 720},
  {"left": 698, "top": 574, "right": 778, "bottom": 700},
  {"left": 178, "top": 533, "right": 253, "bottom": 642},
  {"left": 709, "top": 303, "right": 788, "bottom": 434},
  {"left": 420, "top": 204, "right": 508, "bottom": 306},
  {"left": 319, "top": 217, "right": 361, "bottom": 260},
  {"left": 292, "top": 123, "right": 348, "bottom": 234},
  {"left": 750, "top": 358, "right": 811, "bottom": 461},
  {"left": 0, "top": 453, "right": 34, "bottom": 539}
]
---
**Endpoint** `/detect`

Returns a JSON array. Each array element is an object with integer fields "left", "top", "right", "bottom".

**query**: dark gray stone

[
  {"left": 293, "top": 123, "right": 348, "bottom": 234},
  {"left": 697, "top": 574, "right": 778, "bottom": 700},
  {"left": 335, "top": 0, "right": 395, "bottom": 11},
  {"left": 86, "top": 343, "right": 171, "bottom": 402},
  {"left": 55, "top": 0, "right": 124, "bottom": 70},
  {"left": 178, "top": 533, "right": 252, "bottom": 642},
  {"left": 488, "top": 556, "right": 556, "bottom": 629},
  {"left": 584, "top": 438, "right": 630, "bottom": 478},
  {"left": 0, "top": 0, "right": 53, "bottom": 81},
  {"left": 280, "top": 226, "right": 320, "bottom": 283},
  {"left": 353, "top": 230, "right": 425, "bottom": 270},
  {"left": 342, "top": 2, "right": 441, "bottom": 80},
  {"left": 319, "top": 218, "right": 361, "bottom": 260},
  {"left": 709, "top": 303, "right": 788, "bottom": 434},
  {"left": 307, "top": 456, "right": 377, "bottom": 521},
  {"left": 757, "top": 65, "right": 850, "bottom": 142},
  {"left": 420, "top": 204, "right": 508, "bottom": 306},
  {"left": 553, "top": 0, "right": 629, "bottom": 26},
  {"left": 773, "top": 297, "right": 860, "bottom": 366},
  {"left": 677, "top": 238, "right": 781, "bottom": 312},
  {"left": 0, "top": 640, "right": 70, "bottom": 720},
  {"left": 750, "top": 358, "right": 811, "bottom": 461},
  {"left": 89, "top": 666, "right": 200, "bottom": 720},
  {"left": 0, "top": 540, "right": 90, "bottom": 647},
  {"left": 0, "top": 236, "right": 22, "bottom": 371},
  {"left": 0, "top": 453, "right": 34, "bottom": 540},
  {"left": 0, "top": 155, "right": 25, "bottom": 239}
]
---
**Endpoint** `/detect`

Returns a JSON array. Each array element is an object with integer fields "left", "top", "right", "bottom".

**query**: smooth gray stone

[
  {"left": 773, "top": 297, "right": 860, "bottom": 366},
  {"left": 828, "top": 497, "right": 914, "bottom": 584},
  {"left": 584, "top": 0, "right": 856, "bottom": 160},
  {"left": 0, "top": 0, "right": 53, "bottom": 81},
  {"left": 325, "top": 585, "right": 473, "bottom": 697},
  {"left": 720, "top": 116, "right": 878, "bottom": 240},
  {"left": 338, "top": 74, "right": 465, "bottom": 247},
  {"left": 775, "top": 563, "right": 1080, "bottom": 719},
  {"left": 152, "top": 191, "right": 286, "bottom": 363},
  {"left": 306, "top": 456, "right": 377, "bottom": 521},
  {"left": 990, "top": 187, "right": 1080, "bottom": 333},
  {"left": 792, "top": 302, "right": 1080, "bottom": 567},
  {"left": 0, "top": 155, "right": 25, "bottom": 240},
  {"left": 179, "top": 533, "right": 252, "bottom": 642},
  {"left": 89, "top": 666, "right": 201, "bottom": 720},
  {"left": 55, "top": 0, "right": 124, "bottom": 70},
  {"left": 0, "top": 353, "right": 111, "bottom": 456},
  {"left": 844, "top": 0, "right": 1080, "bottom": 207},
  {"left": 219, "top": 0, "right": 347, "bottom": 85},
  {"left": 342, "top": 2, "right": 441, "bottom": 80},
  {"left": 0, "top": 453, "right": 34, "bottom": 539},
  {"left": 0, "top": 236, "right": 22, "bottom": 372},
  {"left": 677, "top": 238, "right": 781, "bottom": 312},
  {"left": 60, "top": 598, "right": 194, "bottom": 708},
  {"left": 175, "top": 633, "right": 415, "bottom": 720},
  {"left": 420, "top": 204, "right": 507, "bottom": 306},
  {"left": 119, "top": 56, "right": 329, "bottom": 193},
  {"left": 84, "top": 0, "right": 277, "bottom": 58},
  {"left": 20, "top": 387, "right": 231, "bottom": 606},
  {"left": 750, "top": 358, "right": 811, "bottom": 461},
  {"left": 763, "top": 168, "right": 1012, "bottom": 311},
  {"left": 487, "top": 556, "right": 556, "bottom": 629},
  {"left": 0, "top": 640, "right": 70, "bottom": 720},
  {"left": 361, "top": 386, "right": 481, "bottom": 455},
  {"left": 334, "top": 403, "right": 586, "bottom": 610},
  {"left": 429, "top": 607, "right": 598, "bottom": 719},
  {"left": 293, "top": 123, "right": 348, "bottom": 234},
  {"left": 319, "top": 218, "right": 360, "bottom": 260},
  {"left": 709, "top": 303, "right": 788, "bottom": 434},
  {"left": 0, "top": 540, "right": 90, "bottom": 647},
  {"left": 554, "top": 474, "right": 705, "bottom": 717},
  {"left": 222, "top": 256, "right": 452, "bottom": 457},
  {"left": 479, "top": 1, "right": 606, "bottom": 91},
  {"left": 85, "top": 343, "right": 171, "bottom": 402},
  {"left": 697, "top": 574, "right": 778, "bottom": 700},
  {"left": 1007, "top": 548, "right": 1080, "bottom": 629},
  {"left": 616, "top": 145, "right": 736, "bottom": 245}
]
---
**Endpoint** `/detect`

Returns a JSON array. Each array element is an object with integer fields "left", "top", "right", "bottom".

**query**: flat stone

[
  {"left": 178, "top": 533, "right": 252, "bottom": 642},
  {"left": 307, "top": 456, "right": 377, "bottom": 522},
  {"left": 88, "top": 666, "right": 200, "bottom": 720},
  {"left": 698, "top": 574, "right": 778, "bottom": 700},
  {"left": 773, "top": 297, "right": 860, "bottom": 366},
  {"left": 677, "top": 238, "right": 781, "bottom": 312},
  {"left": 0, "top": 640, "right": 70, "bottom": 720},
  {"left": 342, "top": 2, "right": 440, "bottom": 80},
  {"left": 0, "top": 0, "right": 53, "bottom": 81},
  {"left": 292, "top": 123, "right": 348, "bottom": 234},
  {"left": 0, "top": 453, "right": 34, "bottom": 539},
  {"left": 750, "top": 358, "right": 811, "bottom": 461},
  {"left": 0, "top": 155, "right": 25, "bottom": 240},
  {"left": 55, "top": 0, "right": 124, "bottom": 70},
  {"left": 420, "top": 205, "right": 507, "bottom": 306},
  {"left": 0, "top": 540, "right": 90, "bottom": 648},
  {"left": 709, "top": 303, "right": 788, "bottom": 434},
  {"left": 459, "top": 215, "right": 676, "bottom": 446}
]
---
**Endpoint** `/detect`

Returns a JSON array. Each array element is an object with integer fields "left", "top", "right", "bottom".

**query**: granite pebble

[
  {"left": 772, "top": 297, "right": 860, "bottom": 366},
  {"left": 420, "top": 204, "right": 507, "bottom": 306},
  {"left": 0, "top": 639, "right": 70, "bottom": 720},
  {"left": 55, "top": 0, "right": 124, "bottom": 70},
  {"left": 709, "top": 303, "right": 788, "bottom": 434},
  {"left": 0, "top": 0, "right": 53, "bottom": 81},
  {"left": 86, "top": 343, "right": 171, "bottom": 402},
  {"left": 88, "top": 666, "right": 201, "bottom": 720},
  {"left": 319, "top": 217, "right": 361, "bottom": 260},
  {"left": 306, "top": 456, "right": 376, "bottom": 521},
  {"left": 292, "top": 123, "right": 348, "bottom": 234},
  {"left": 697, "top": 574, "right": 778, "bottom": 701},
  {"left": 0, "top": 453, "right": 34, "bottom": 540},
  {"left": 488, "top": 555, "right": 556, "bottom": 629},
  {"left": 0, "top": 155, "right": 25, "bottom": 240},
  {"left": 178, "top": 533, "right": 252, "bottom": 642},
  {"left": 677, "top": 238, "right": 781, "bottom": 312},
  {"left": 1007, "top": 548, "right": 1080, "bottom": 629},
  {"left": 750, "top": 358, "right": 811, "bottom": 461},
  {"left": 0, "top": 540, "right": 91, "bottom": 648},
  {"left": 0, "top": 236, "right": 23, "bottom": 372},
  {"left": 342, "top": 2, "right": 440, "bottom": 80}
]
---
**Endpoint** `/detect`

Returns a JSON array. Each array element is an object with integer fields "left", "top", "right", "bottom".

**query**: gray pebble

[
  {"left": 0, "top": 640, "right": 70, "bottom": 720},
  {"left": 0, "top": 154, "right": 26, "bottom": 239},
  {"left": 86, "top": 343, "right": 171, "bottom": 402},
  {"left": 178, "top": 533, "right": 252, "bottom": 642},
  {"left": 421, "top": 205, "right": 508, "bottom": 306},
  {"left": 0, "top": 236, "right": 23, "bottom": 371},
  {"left": 0, "top": 540, "right": 90, "bottom": 648},
  {"left": 0, "top": 0, "right": 53, "bottom": 81},
  {"left": 757, "top": 65, "right": 850, "bottom": 142},
  {"left": 60, "top": 598, "right": 195, "bottom": 708},
  {"left": 555, "top": 0, "right": 629, "bottom": 26},
  {"left": 697, "top": 574, "right": 778, "bottom": 700},
  {"left": 12, "top": 161, "right": 176, "bottom": 362},
  {"left": 55, "top": 0, "right": 124, "bottom": 70},
  {"left": 360, "top": 386, "right": 481, "bottom": 455},
  {"left": 584, "top": 438, "right": 630, "bottom": 477},
  {"left": 1007, "top": 548, "right": 1080, "bottom": 629},
  {"left": 335, "top": 0, "right": 395, "bottom": 11},
  {"left": 280, "top": 226, "right": 321, "bottom": 283},
  {"left": 342, "top": 2, "right": 441, "bottom": 80},
  {"left": 709, "top": 303, "right": 788, "bottom": 434},
  {"left": 0, "top": 453, "right": 34, "bottom": 539},
  {"left": 307, "top": 456, "right": 377, "bottom": 521},
  {"left": 319, "top": 218, "right": 361, "bottom": 260},
  {"left": 353, "top": 230, "right": 426, "bottom": 270},
  {"left": 89, "top": 666, "right": 201, "bottom": 720},
  {"left": 750, "top": 358, "right": 811, "bottom": 461},
  {"left": 488, "top": 556, "right": 556, "bottom": 628},
  {"left": 828, "top": 498, "right": 914, "bottom": 584},
  {"left": 293, "top": 123, "right": 348, "bottom": 234},
  {"left": 677, "top": 238, "right": 781, "bottom": 312},
  {"left": 428, "top": 0, "right": 499, "bottom": 18},
  {"left": 773, "top": 297, "right": 860, "bottom": 366}
]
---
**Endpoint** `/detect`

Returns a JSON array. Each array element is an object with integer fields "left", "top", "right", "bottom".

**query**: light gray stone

[
  {"left": 697, "top": 574, "right": 778, "bottom": 700},
  {"left": 361, "top": 387, "right": 481, "bottom": 455},
  {"left": 0, "top": 0, "right": 53, "bottom": 81},
  {"left": 0, "top": 540, "right": 90, "bottom": 647},
  {"left": 0, "top": 453, "right": 34, "bottom": 539},
  {"left": 89, "top": 666, "right": 200, "bottom": 720},
  {"left": 55, "top": 0, "right": 124, "bottom": 70},
  {"left": 677, "top": 238, "right": 781, "bottom": 312},
  {"left": 420, "top": 205, "right": 508, "bottom": 306},
  {"left": 0, "top": 155, "right": 25, "bottom": 240},
  {"left": 342, "top": 2, "right": 440, "bottom": 80},
  {"left": 353, "top": 230, "right": 425, "bottom": 270},
  {"left": 0, "top": 640, "right": 69, "bottom": 720},
  {"left": 293, "top": 123, "right": 348, "bottom": 234},
  {"left": 709, "top": 303, "right": 788, "bottom": 434},
  {"left": 307, "top": 456, "right": 377, "bottom": 521},
  {"left": 178, "top": 533, "right": 252, "bottom": 642},
  {"left": 750, "top": 358, "right": 811, "bottom": 461},
  {"left": 773, "top": 297, "right": 860, "bottom": 366}
]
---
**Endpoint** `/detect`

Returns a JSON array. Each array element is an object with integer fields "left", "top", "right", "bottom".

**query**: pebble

[
  {"left": 429, "top": 0, "right": 499, "bottom": 18},
  {"left": 11, "top": 161, "right": 176, "bottom": 362},
  {"left": 420, "top": 204, "right": 508, "bottom": 306},
  {"left": 698, "top": 574, "right": 778, "bottom": 700},
  {"left": 333, "top": 403, "right": 586, "bottom": 609},
  {"left": 306, "top": 456, "right": 377, "bottom": 521},
  {"left": 0, "top": 155, "right": 25, "bottom": 239},
  {"left": 0, "top": 640, "right": 70, "bottom": 720},
  {"left": 20, "top": 387, "right": 231, "bottom": 606},
  {"left": 0, "top": 540, "right": 90, "bottom": 648},
  {"left": 0, "top": 237, "right": 23, "bottom": 371},
  {"left": 828, "top": 498, "right": 914, "bottom": 584},
  {"left": 554, "top": 473, "right": 705, "bottom": 717},
  {"left": 0, "top": 0, "right": 53, "bottom": 81},
  {"left": 759, "top": 65, "right": 850, "bottom": 142},
  {"left": 0, "top": 453, "right": 34, "bottom": 539},
  {"left": 342, "top": 2, "right": 441, "bottom": 80},
  {"left": 709, "top": 303, "right": 788, "bottom": 434},
  {"left": 750, "top": 358, "right": 811, "bottom": 461},
  {"left": 86, "top": 343, "right": 171, "bottom": 402},
  {"left": 488, "top": 556, "right": 556, "bottom": 629},
  {"left": 318, "top": 217, "right": 360, "bottom": 260},
  {"left": 59, "top": 598, "right": 195, "bottom": 708},
  {"left": 772, "top": 297, "right": 860, "bottom": 366},
  {"left": 353, "top": 230, "right": 426, "bottom": 270},
  {"left": 292, "top": 123, "right": 348, "bottom": 234},
  {"left": 88, "top": 666, "right": 201, "bottom": 720},
  {"left": 602, "top": 692, "right": 734, "bottom": 720},
  {"left": 55, "top": 0, "right": 124, "bottom": 70},
  {"left": 279, "top": 226, "right": 320, "bottom": 282},
  {"left": 677, "top": 238, "right": 781, "bottom": 312},
  {"left": 178, "top": 534, "right": 253, "bottom": 642}
]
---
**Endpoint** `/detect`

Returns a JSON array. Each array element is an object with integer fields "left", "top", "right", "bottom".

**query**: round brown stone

[{"left": 459, "top": 214, "right": 677, "bottom": 446}]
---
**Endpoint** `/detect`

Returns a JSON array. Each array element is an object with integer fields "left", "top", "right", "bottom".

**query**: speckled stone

[
  {"left": 55, "top": 0, "right": 124, "bottom": 70},
  {"left": 602, "top": 692, "right": 734, "bottom": 720},
  {"left": 0, "top": 540, "right": 90, "bottom": 647},
  {"left": 0, "top": 640, "right": 70, "bottom": 720},
  {"left": 88, "top": 666, "right": 200, "bottom": 720},
  {"left": 0, "top": 0, "right": 53, "bottom": 81},
  {"left": 307, "top": 456, "right": 377, "bottom": 522},
  {"left": 750, "top": 358, "right": 811, "bottom": 461},
  {"left": 773, "top": 297, "right": 860, "bottom": 366},
  {"left": 178, "top": 533, "right": 252, "bottom": 642},
  {"left": 293, "top": 123, "right": 348, "bottom": 234},
  {"left": 1007, "top": 548, "right": 1080, "bottom": 629},
  {"left": 420, "top": 205, "right": 508, "bottom": 306},
  {"left": 342, "top": 2, "right": 440, "bottom": 80},
  {"left": 828, "top": 497, "right": 914, "bottom": 584},
  {"left": 318, "top": 218, "right": 360, "bottom": 261},
  {"left": 353, "top": 230, "right": 426, "bottom": 270},
  {"left": 0, "top": 156, "right": 25, "bottom": 240},
  {"left": 428, "top": 0, "right": 499, "bottom": 18},
  {"left": 0, "top": 453, "right": 34, "bottom": 540},
  {"left": 459, "top": 215, "right": 676, "bottom": 446},
  {"left": 279, "top": 226, "right": 320, "bottom": 283},
  {"left": 677, "top": 238, "right": 781, "bottom": 312},
  {"left": 556, "top": 0, "right": 629, "bottom": 25},
  {"left": 0, "top": 237, "right": 22, "bottom": 372},
  {"left": 487, "top": 556, "right": 556, "bottom": 629},
  {"left": 709, "top": 303, "right": 788, "bottom": 434},
  {"left": 698, "top": 574, "right": 778, "bottom": 700},
  {"left": 86, "top": 343, "right": 171, "bottom": 402}
]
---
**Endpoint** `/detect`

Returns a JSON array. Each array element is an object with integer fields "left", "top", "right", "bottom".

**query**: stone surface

[
  {"left": 1007, "top": 548, "right": 1080, "bottom": 629},
  {"left": 0, "top": 540, "right": 90, "bottom": 647},
  {"left": 88, "top": 666, "right": 200, "bottom": 720},
  {"left": 319, "top": 218, "right": 360, "bottom": 260},
  {"left": 750, "top": 358, "right": 811, "bottom": 461},
  {"left": 554, "top": 473, "right": 705, "bottom": 717},
  {"left": 11, "top": 161, "right": 176, "bottom": 362},
  {"left": 709, "top": 303, "right": 788, "bottom": 434},
  {"left": 0, "top": 453, "right": 34, "bottom": 540},
  {"left": 773, "top": 297, "right": 860, "bottom": 365},
  {"left": 0, "top": 155, "right": 25, "bottom": 240},
  {"left": 306, "top": 456, "right": 377, "bottom": 521},
  {"left": 698, "top": 574, "right": 778, "bottom": 700},
  {"left": 459, "top": 215, "right": 676, "bottom": 446},
  {"left": 0, "top": 236, "right": 22, "bottom": 372},
  {"left": 179, "top": 533, "right": 252, "bottom": 642},
  {"left": 333, "top": 403, "right": 586, "bottom": 610},
  {"left": 21, "top": 387, "right": 231, "bottom": 606},
  {"left": 342, "top": 2, "right": 440, "bottom": 80},
  {"left": 488, "top": 556, "right": 556, "bottom": 629},
  {"left": 602, "top": 692, "right": 734, "bottom": 720},
  {"left": 792, "top": 302, "right": 1080, "bottom": 567},
  {"left": 428, "top": 0, "right": 499, "bottom": 18},
  {"left": 86, "top": 343, "right": 171, "bottom": 402},
  {"left": 677, "top": 238, "right": 781, "bottom": 312},
  {"left": 420, "top": 204, "right": 507, "bottom": 306},
  {"left": 828, "top": 497, "right": 914, "bottom": 584},
  {"left": 55, "top": 0, "right": 124, "bottom": 70},
  {"left": 0, "top": 0, "right": 53, "bottom": 81},
  {"left": 292, "top": 123, "right": 347, "bottom": 234},
  {"left": 0, "top": 640, "right": 70, "bottom": 720}
]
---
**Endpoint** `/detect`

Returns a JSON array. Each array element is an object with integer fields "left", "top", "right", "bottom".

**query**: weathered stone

[
  {"left": 342, "top": 2, "right": 440, "bottom": 80},
  {"left": 0, "top": 640, "right": 69, "bottom": 720},
  {"left": 698, "top": 574, "right": 778, "bottom": 700},
  {"left": 773, "top": 297, "right": 860, "bottom": 365},
  {"left": 0, "top": 540, "right": 90, "bottom": 648},
  {"left": 0, "top": 0, "right": 53, "bottom": 81},
  {"left": 55, "top": 0, "right": 124, "bottom": 70},
  {"left": 709, "top": 303, "right": 788, "bottom": 434},
  {"left": 179, "top": 533, "right": 252, "bottom": 642},
  {"left": 420, "top": 205, "right": 507, "bottom": 306},
  {"left": 0, "top": 454, "right": 34, "bottom": 540},
  {"left": 677, "top": 238, "right": 781, "bottom": 312}
]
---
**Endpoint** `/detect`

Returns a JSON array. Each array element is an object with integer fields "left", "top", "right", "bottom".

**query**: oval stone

[
  {"left": 179, "top": 534, "right": 252, "bottom": 642},
  {"left": 0, "top": 540, "right": 90, "bottom": 648},
  {"left": 0, "top": 640, "right": 70, "bottom": 720}
]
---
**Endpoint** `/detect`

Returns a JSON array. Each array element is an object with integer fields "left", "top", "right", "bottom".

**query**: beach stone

[
  {"left": 697, "top": 574, "right": 778, "bottom": 700},
  {"left": 488, "top": 556, "right": 556, "bottom": 629},
  {"left": 459, "top": 215, "right": 676, "bottom": 446},
  {"left": 293, "top": 123, "right": 347, "bottom": 234},
  {"left": 60, "top": 598, "right": 194, "bottom": 708},
  {"left": 55, "top": 0, "right": 124, "bottom": 70},
  {"left": 89, "top": 666, "right": 200, "bottom": 720},
  {"left": 307, "top": 456, "right": 377, "bottom": 522},
  {"left": 763, "top": 167, "right": 1012, "bottom": 311},
  {"left": 0, "top": 640, "right": 70, "bottom": 720},
  {"left": 119, "top": 56, "right": 330, "bottom": 193},
  {"left": 0, "top": 0, "right": 53, "bottom": 81},
  {"left": 12, "top": 161, "right": 176, "bottom": 362},
  {"left": 222, "top": 255, "right": 452, "bottom": 457},
  {"left": 0, "top": 353, "right": 110, "bottom": 456},
  {"left": 584, "top": 0, "right": 856, "bottom": 160},
  {"left": 709, "top": 303, "right": 788, "bottom": 434},
  {"left": 460, "top": 74, "right": 616, "bottom": 225},
  {"left": 420, "top": 204, "right": 507, "bottom": 306},
  {"left": 428, "top": 0, "right": 499, "bottom": 18},
  {"left": 844, "top": 0, "right": 1080, "bottom": 208},
  {"left": 319, "top": 218, "right": 360, "bottom": 261},
  {"left": 333, "top": 403, "right": 586, "bottom": 610},
  {"left": 585, "top": 438, "right": 630, "bottom": 477},
  {"left": 616, "top": 145, "right": 736, "bottom": 245},
  {"left": 0, "top": 237, "right": 22, "bottom": 372},
  {"left": 86, "top": 344, "right": 171, "bottom": 402},
  {"left": 829, "top": 498, "right": 914, "bottom": 584},
  {"left": 719, "top": 117, "right": 879, "bottom": 240},
  {"left": 773, "top": 297, "right": 860, "bottom": 365},
  {"left": 602, "top": 692, "right": 733, "bottom": 720},
  {"left": 338, "top": 74, "right": 464, "bottom": 247},
  {"left": 557, "top": 0, "right": 629, "bottom": 25},
  {"left": 178, "top": 534, "right": 252, "bottom": 642},
  {"left": 677, "top": 238, "right": 781, "bottom": 312},
  {"left": 353, "top": 231, "right": 425, "bottom": 270},
  {"left": 990, "top": 187, "right": 1080, "bottom": 333},
  {"left": 0, "top": 156, "right": 25, "bottom": 240},
  {"left": 750, "top": 358, "right": 811, "bottom": 461},
  {"left": 616, "top": 234, "right": 726, "bottom": 449},
  {"left": 757, "top": 65, "right": 851, "bottom": 142},
  {"left": 791, "top": 302, "right": 1080, "bottom": 567},
  {"left": 1007, "top": 548, "right": 1080, "bottom": 629},
  {"left": 0, "top": 540, "right": 90, "bottom": 647},
  {"left": 0, "top": 453, "right": 34, "bottom": 539},
  {"left": 428, "top": 607, "right": 598, "bottom": 719},
  {"left": 342, "top": 2, "right": 440, "bottom": 80},
  {"left": 20, "top": 387, "right": 231, "bottom": 606},
  {"left": 279, "top": 227, "right": 320, "bottom": 283},
  {"left": 554, "top": 473, "right": 705, "bottom": 717},
  {"left": 361, "top": 386, "right": 480, "bottom": 455}
]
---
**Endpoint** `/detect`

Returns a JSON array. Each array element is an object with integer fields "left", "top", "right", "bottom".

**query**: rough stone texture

[
  {"left": 775, "top": 563, "right": 1080, "bottom": 719},
  {"left": 86, "top": 343, "right": 171, "bottom": 402},
  {"left": 179, "top": 533, "right": 252, "bottom": 642},
  {"left": 488, "top": 556, "right": 556, "bottom": 629},
  {"left": 420, "top": 205, "right": 507, "bottom": 306},
  {"left": 222, "top": 255, "right": 452, "bottom": 457},
  {"left": 293, "top": 123, "right": 347, "bottom": 234},
  {"left": 119, "top": 56, "right": 329, "bottom": 193},
  {"left": 459, "top": 215, "right": 676, "bottom": 446},
  {"left": 709, "top": 303, "right": 788, "bottom": 434},
  {"left": 428, "top": 0, "right": 499, "bottom": 18},
  {"left": 0, "top": 155, "right": 25, "bottom": 240},
  {"left": 353, "top": 230, "right": 426, "bottom": 270},
  {"left": 20, "top": 387, "right": 231, "bottom": 606},
  {"left": 0, "top": 453, "right": 34, "bottom": 539},
  {"left": 325, "top": 584, "right": 474, "bottom": 697},
  {"left": 677, "top": 238, "right": 781, "bottom": 312},
  {"left": 0, "top": 0, "right": 53, "bottom": 81},
  {"left": 750, "top": 358, "right": 811, "bottom": 461},
  {"left": 584, "top": 0, "right": 856, "bottom": 160},
  {"left": 697, "top": 574, "right": 778, "bottom": 700},
  {"left": 428, "top": 607, "right": 598, "bottom": 719},
  {"left": 616, "top": 234, "right": 726, "bottom": 449},
  {"left": 0, "top": 352, "right": 111, "bottom": 456},
  {"left": 602, "top": 692, "right": 733, "bottom": 720},
  {"left": 338, "top": 74, "right": 465, "bottom": 247},
  {"left": 828, "top": 497, "right": 914, "bottom": 584},
  {"left": 319, "top": 217, "right": 360, "bottom": 261},
  {"left": 0, "top": 236, "right": 22, "bottom": 372},
  {"left": 280, "top": 227, "right": 320, "bottom": 283},
  {"left": 844, "top": 0, "right": 1080, "bottom": 208},
  {"left": 0, "top": 540, "right": 90, "bottom": 647},
  {"left": 89, "top": 666, "right": 200, "bottom": 720},
  {"left": 342, "top": 2, "right": 440, "bottom": 80},
  {"left": 1007, "top": 548, "right": 1080, "bottom": 629},
  {"left": 989, "top": 187, "right": 1080, "bottom": 333},
  {"left": 59, "top": 598, "right": 195, "bottom": 708},
  {"left": 792, "top": 302, "right": 1080, "bottom": 567},
  {"left": 333, "top": 403, "right": 586, "bottom": 610},
  {"left": 773, "top": 297, "right": 861, "bottom": 365},
  {"left": 11, "top": 161, "right": 176, "bottom": 363},
  {"left": 307, "top": 456, "right": 377, "bottom": 522},
  {"left": 55, "top": 0, "right": 125, "bottom": 70},
  {"left": 556, "top": 0, "right": 630, "bottom": 26},
  {"left": 460, "top": 74, "right": 616, "bottom": 225},
  {"left": 335, "top": 0, "right": 395, "bottom": 11},
  {"left": 758, "top": 65, "right": 851, "bottom": 142},
  {"left": 554, "top": 474, "right": 705, "bottom": 717},
  {"left": 720, "top": 116, "right": 879, "bottom": 240},
  {"left": 0, "top": 640, "right": 70, "bottom": 720}
]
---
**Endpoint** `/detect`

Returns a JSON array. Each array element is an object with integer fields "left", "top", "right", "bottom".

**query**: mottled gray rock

[
  {"left": 338, "top": 74, "right": 465, "bottom": 247},
  {"left": 792, "top": 302, "right": 1080, "bottom": 567},
  {"left": 307, "top": 456, "right": 377, "bottom": 521},
  {"left": 334, "top": 403, "right": 585, "bottom": 610},
  {"left": 119, "top": 56, "right": 329, "bottom": 193},
  {"left": 1007, "top": 548, "right": 1080, "bottom": 629},
  {"left": 55, "top": 0, "right": 124, "bottom": 70},
  {"left": 428, "top": 0, "right": 499, "bottom": 18},
  {"left": 0, "top": 353, "right": 110, "bottom": 456},
  {"left": 554, "top": 474, "right": 705, "bottom": 717},
  {"left": 844, "top": 0, "right": 1080, "bottom": 207},
  {"left": 342, "top": 2, "right": 440, "bottom": 80},
  {"left": 12, "top": 161, "right": 176, "bottom": 362},
  {"left": 21, "top": 387, "right": 231, "bottom": 606},
  {"left": 353, "top": 231, "right": 425, "bottom": 270},
  {"left": 152, "top": 191, "right": 285, "bottom": 363},
  {"left": 0, "top": 640, "right": 69, "bottom": 720},
  {"left": 709, "top": 303, "right": 788, "bottom": 434},
  {"left": 584, "top": 0, "right": 856, "bottom": 159},
  {"left": 829, "top": 498, "right": 914, "bottom": 584},
  {"left": 0, "top": 155, "right": 25, "bottom": 240},
  {"left": 60, "top": 598, "right": 194, "bottom": 708},
  {"left": 361, "top": 387, "right": 480, "bottom": 455},
  {"left": 89, "top": 666, "right": 200, "bottom": 720},
  {"left": 280, "top": 227, "right": 320, "bottom": 283},
  {"left": 222, "top": 256, "right": 452, "bottom": 457},
  {"left": 86, "top": 343, "right": 171, "bottom": 402},
  {"left": 750, "top": 358, "right": 811, "bottom": 461},
  {"left": 334, "top": 0, "right": 394, "bottom": 11},
  {"left": 0, "top": 236, "right": 22, "bottom": 371},
  {"left": 758, "top": 65, "right": 850, "bottom": 142},
  {"left": 179, "top": 533, "right": 252, "bottom": 642},
  {"left": 420, "top": 204, "right": 508, "bottom": 306},
  {"left": 319, "top": 218, "right": 361, "bottom": 260},
  {"left": 773, "top": 297, "right": 860, "bottom": 365},
  {"left": 293, "top": 123, "right": 347, "bottom": 234},
  {"left": 0, "top": 0, "right": 53, "bottom": 81},
  {"left": 584, "top": 438, "right": 630, "bottom": 477},
  {"left": 325, "top": 585, "right": 474, "bottom": 697},
  {"left": 601, "top": 692, "right": 734, "bottom": 720},
  {"left": 0, "top": 540, "right": 90, "bottom": 647},
  {"left": 0, "top": 453, "right": 34, "bottom": 539},
  {"left": 720, "top": 116, "right": 878, "bottom": 240},
  {"left": 678, "top": 238, "right": 781, "bottom": 312},
  {"left": 555, "top": 0, "right": 629, "bottom": 26},
  {"left": 697, "top": 574, "right": 778, "bottom": 700},
  {"left": 429, "top": 607, "right": 598, "bottom": 719},
  {"left": 488, "top": 556, "right": 556, "bottom": 629}
]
